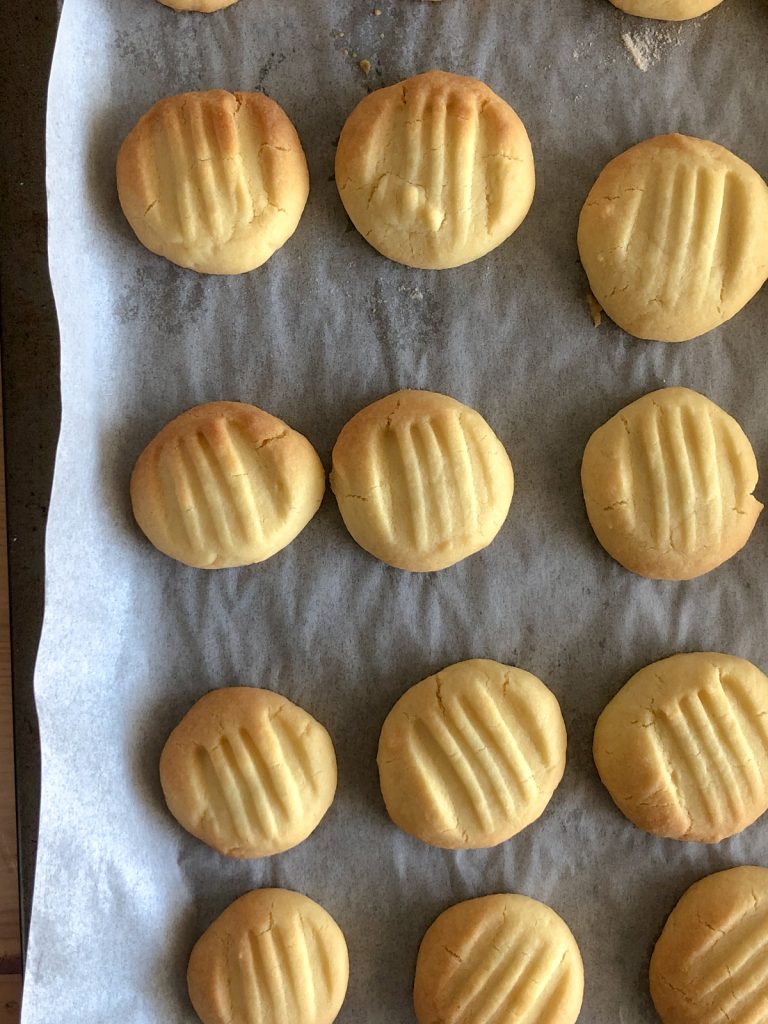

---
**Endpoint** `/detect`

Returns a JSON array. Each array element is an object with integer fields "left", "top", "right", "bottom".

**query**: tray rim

[{"left": 0, "top": 0, "right": 64, "bottom": 964}]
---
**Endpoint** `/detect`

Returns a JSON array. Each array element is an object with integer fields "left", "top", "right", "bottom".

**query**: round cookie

[
  {"left": 188, "top": 888, "right": 349, "bottom": 1024},
  {"left": 594, "top": 653, "right": 768, "bottom": 843},
  {"left": 156, "top": 0, "right": 238, "bottom": 12},
  {"left": 577, "top": 134, "right": 768, "bottom": 341},
  {"left": 608, "top": 0, "right": 724, "bottom": 18},
  {"left": 117, "top": 90, "right": 309, "bottom": 274},
  {"left": 414, "top": 894, "right": 584, "bottom": 1024},
  {"left": 160, "top": 688, "right": 337, "bottom": 858},
  {"left": 131, "top": 401, "right": 325, "bottom": 569},
  {"left": 650, "top": 866, "right": 768, "bottom": 1024},
  {"left": 378, "top": 660, "right": 566, "bottom": 848},
  {"left": 335, "top": 70, "right": 535, "bottom": 269},
  {"left": 581, "top": 387, "right": 762, "bottom": 580},
  {"left": 330, "top": 390, "right": 514, "bottom": 572}
]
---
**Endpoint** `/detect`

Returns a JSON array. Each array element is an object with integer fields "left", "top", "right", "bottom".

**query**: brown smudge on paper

[{"left": 587, "top": 292, "right": 603, "bottom": 327}]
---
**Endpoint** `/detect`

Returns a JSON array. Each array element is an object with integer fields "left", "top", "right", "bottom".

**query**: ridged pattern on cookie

[
  {"left": 414, "top": 895, "right": 584, "bottom": 1024},
  {"left": 191, "top": 716, "right": 320, "bottom": 847},
  {"left": 161, "top": 688, "right": 336, "bottom": 858},
  {"left": 581, "top": 387, "right": 762, "bottom": 580},
  {"left": 217, "top": 907, "right": 336, "bottom": 1022},
  {"left": 117, "top": 91, "right": 309, "bottom": 273},
  {"left": 650, "top": 867, "right": 768, "bottom": 1024},
  {"left": 336, "top": 71, "right": 535, "bottom": 269},
  {"left": 342, "top": 411, "right": 500, "bottom": 551},
  {"left": 131, "top": 402, "right": 325, "bottom": 569},
  {"left": 595, "top": 392, "right": 752, "bottom": 549},
  {"left": 331, "top": 391, "right": 514, "bottom": 571},
  {"left": 642, "top": 677, "right": 768, "bottom": 837},
  {"left": 577, "top": 135, "right": 768, "bottom": 341},
  {"left": 356, "top": 86, "right": 510, "bottom": 246},
  {"left": 188, "top": 889, "right": 349, "bottom": 1024},
  {"left": 136, "top": 94, "right": 273, "bottom": 246},
  {"left": 610, "top": 165, "right": 749, "bottom": 310},
  {"left": 594, "top": 653, "right": 768, "bottom": 844},
  {"left": 378, "top": 660, "right": 566, "bottom": 848},
  {"left": 146, "top": 421, "right": 291, "bottom": 553}
]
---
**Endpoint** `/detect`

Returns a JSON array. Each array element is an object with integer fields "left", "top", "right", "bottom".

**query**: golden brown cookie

[
  {"left": 117, "top": 90, "right": 309, "bottom": 273},
  {"left": 578, "top": 134, "right": 768, "bottom": 341},
  {"left": 378, "top": 660, "right": 566, "bottom": 848},
  {"left": 594, "top": 652, "right": 768, "bottom": 843},
  {"left": 130, "top": 401, "right": 325, "bottom": 569},
  {"left": 156, "top": 0, "right": 238, "bottom": 12},
  {"left": 188, "top": 889, "right": 349, "bottom": 1024},
  {"left": 650, "top": 866, "right": 768, "bottom": 1024},
  {"left": 414, "top": 894, "right": 584, "bottom": 1024},
  {"left": 335, "top": 70, "right": 535, "bottom": 269},
  {"left": 160, "top": 688, "right": 337, "bottom": 858},
  {"left": 330, "top": 390, "right": 514, "bottom": 571},
  {"left": 581, "top": 387, "right": 762, "bottom": 580},
  {"left": 609, "top": 0, "right": 723, "bottom": 18}
]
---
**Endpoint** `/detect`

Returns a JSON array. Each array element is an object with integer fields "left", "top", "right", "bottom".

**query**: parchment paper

[{"left": 30, "top": 0, "right": 768, "bottom": 1020}]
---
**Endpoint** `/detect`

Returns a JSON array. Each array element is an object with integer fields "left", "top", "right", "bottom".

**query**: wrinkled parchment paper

[{"left": 31, "top": 0, "right": 768, "bottom": 1020}]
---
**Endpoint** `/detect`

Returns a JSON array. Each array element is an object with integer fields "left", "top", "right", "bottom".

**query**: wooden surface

[{"left": 0, "top": 388, "right": 22, "bottom": 1022}]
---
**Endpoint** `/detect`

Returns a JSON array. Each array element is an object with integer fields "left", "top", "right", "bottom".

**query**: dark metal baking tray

[{"left": 0, "top": 0, "right": 64, "bottom": 957}]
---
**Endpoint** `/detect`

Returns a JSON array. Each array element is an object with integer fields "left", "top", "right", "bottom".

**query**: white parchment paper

[{"left": 31, "top": 0, "right": 768, "bottom": 1020}]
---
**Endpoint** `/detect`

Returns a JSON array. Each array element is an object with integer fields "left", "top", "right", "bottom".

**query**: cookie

[
  {"left": 650, "top": 866, "right": 768, "bottom": 1024},
  {"left": 156, "top": 0, "right": 238, "bottom": 12},
  {"left": 330, "top": 390, "right": 514, "bottom": 571},
  {"left": 414, "top": 894, "right": 584, "bottom": 1024},
  {"left": 160, "top": 688, "right": 337, "bottom": 858},
  {"left": 609, "top": 0, "right": 724, "bottom": 18},
  {"left": 117, "top": 90, "right": 309, "bottom": 274},
  {"left": 581, "top": 387, "right": 762, "bottom": 580},
  {"left": 378, "top": 660, "right": 566, "bottom": 848},
  {"left": 188, "top": 889, "right": 349, "bottom": 1024},
  {"left": 577, "top": 134, "right": 768, "bottom": 341},
  {"left": 335, "top": 70, "right": 535, "bottom": 269},
  {"left": 130, "top": 401, "right": 325, "bottom": 569},
  {"left": 594, "top": 652, "right": 768, "bottom": 843}
]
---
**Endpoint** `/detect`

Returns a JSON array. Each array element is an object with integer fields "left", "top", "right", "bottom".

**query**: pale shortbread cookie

[
  {"left": 156, "top": 0, "right": 238, "bottom": 12},
  {"left": 335, "top": 70, "right": 535, "bottom": 269},
  {"left": 117, "top": 90, "right": 309, "bottom": 274},
  {"left": 378, "top": 660, "right": 566, "bottom": 848},
  {"left": 330, "top": 390, "right": 514, "bottom": 572},
  {"left": 578, "top": 134, "right": 768, "bottom": 341},
  {"left": 160, "top": 688, "right": 337, "bottom": 858},
  {"left": 594, "top": 653, "right": 768, "bottom": 843},
  {"left": 414, "top": 894, "right": 584, "bottom": 1024},
  {"left": 581, "top": 387, "right": 762, "bottom": 580},
  {"left": 188, "top": 889, "right": 349, "bottom": 1024},
  {"left": 131, "top": 401, "right": 325, "bottom": 569},
  {"left": 609, "top": 0, "right": 723, "bottom": 18},
  {"left": 650, "top": 866, "right": 768, "bottom": 1024}
]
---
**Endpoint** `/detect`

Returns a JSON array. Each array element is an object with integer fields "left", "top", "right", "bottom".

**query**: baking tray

[
  {"left": 0, "top": 0, "right": 63, "bottom": 956},
  {"left": 8, "top": 0, "right": 768, "bottom": 1009}
]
